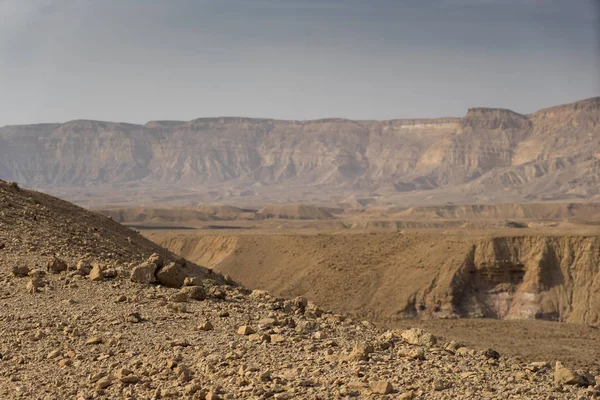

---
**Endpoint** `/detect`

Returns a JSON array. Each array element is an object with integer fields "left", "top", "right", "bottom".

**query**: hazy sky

[{"left": 0, "top": 0, "right": 599, "bottom": 125}]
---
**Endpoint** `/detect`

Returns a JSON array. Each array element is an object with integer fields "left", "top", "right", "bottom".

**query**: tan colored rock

[
  {"left": 47, "top": 256, "right": 67, "bottom": 274},
  {"left": 156, "top": 261, "right": 188, "bottom": 288},
  {"left": 85, "top": 337, "right": 103, "bottom": 345},
  {"left": 237, "top": 326, "right": 255, "bottom": 335},
  {"left": 554, "top": 362, "right": 586, "bottom": 386},
  {"left": 170, "top": 292, "right": 188, "bottom": 303},
  {"left": 180, "top": 285, "right": 207, "bottom": 300},
  {"left": 76, "top": 260, "right": 92, "bottom": 275},
  {"left": 126, "top": 312, "right": 143, "bottom": 323},
  {"left": 398, "top": 391, "right": 414, "bottom": 400},
  {"left": 130, "top": 261, "right": 158, "bottom": 284},
  {"left": 26, "top": 278, "right": 41, "bottom": 294},
  {"left": 401, "top": 328, "right": 437, "bottom": 347},
  {"left": 89, "top": 264, "right": 104, "bottom": 281},
  {"left": 370, "top": 380, "right": 393, "bottom": 395},
  {"left": 346, "top": 343, "right": 374, "bottom": 362},
  {"left": 198, "top": 321, "right": 213, "bottom": 331}
]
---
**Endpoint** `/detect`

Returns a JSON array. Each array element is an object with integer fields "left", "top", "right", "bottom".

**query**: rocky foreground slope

[
  {"left": 2, "top": 181, "right": 600, "bottom": 398},
  {"left": 1, "top": 97, "right": 599, "bottom": 205}
]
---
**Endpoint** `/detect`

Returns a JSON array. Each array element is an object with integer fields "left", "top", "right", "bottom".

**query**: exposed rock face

[
  {"left": 159, "top": 232, "right": 600, "bottom": 326},
  {"left": 1, "top": 97, "right": 599, "bottom": 204}
]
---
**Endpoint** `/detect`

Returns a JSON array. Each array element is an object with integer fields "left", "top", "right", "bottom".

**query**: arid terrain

[
  {"left": 2, "top": 172, "right": 600, "bottom": 399},
  {"left": 2, "top": 96, "right": 600, "bottom": 399},
  {"left": 125, "top": 202, "right": 600, "bottom": 374}
]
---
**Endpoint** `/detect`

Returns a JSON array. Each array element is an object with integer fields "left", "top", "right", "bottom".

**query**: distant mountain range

[{"left": 1, "top": 97, "right": 598, "bottom": 206}]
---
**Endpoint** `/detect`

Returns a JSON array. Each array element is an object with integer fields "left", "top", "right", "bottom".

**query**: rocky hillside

[
  {"left": 1, "top": 97, "right": 599, "bottom": 205},
  {"left": 4, "top": 180, "right": 600, "bottom": 398}
]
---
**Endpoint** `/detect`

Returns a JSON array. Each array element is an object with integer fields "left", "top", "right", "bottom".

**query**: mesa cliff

[{"left": 1, "top": 97, "right": 598, "bottom": 205}]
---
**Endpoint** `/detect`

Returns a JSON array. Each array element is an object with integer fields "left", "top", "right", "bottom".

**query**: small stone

[
  {"left": 346, "top": 343, "right": 374, "bottom": 362},
  {"left": 156, "top": 261, "right": 189, "bottom": 288},
  {"left": 58, "top": 358, "right": 73, "bottom": 367},
  {"left": 171, "top": 292, "right": 188, "bottom": 303},
  {"left": 170, "top": 338, "right": 190, "bottom": 347},
  {"left": 12, "top": 265, "right": 30, "bottom": 277},
  {"left": 26, "top": 278, "right": 41, "bottom": 294},
  {"left": 76, "top": 260, "right": 92, "bottom": 275},
  {"left": 237, "top": 326, "right": 255, "bottom": 335},
  {"left": 89, "top": 264, "right": 104, "bottom": 282},
  {"left": 184, "top": 276, "right": 203, "bottom": 286},
  {"left": 271, "top": 334, "right": 286, "bottom": 343},
  {"left": 205, "top": 392, "right": 220, "bottom": 400},
  {"left": 96, "top": 377, "right": 111, "bottom": 389},
  {"left": 198, "top": 321, "right": 214, "bottom": 331},
  {"left": 370, "top": 380, "right": 393, "bottom": 395},
  {"left": 86, "top": 337, "right": 103, "bottom": 345},
  {"left": 47, "top": 256, "right": 68, "bottom": 274},
  {"left": 313, "top": 331, "right": 328, "bottom": 340},
  {"left": 184, "top": 383, "right": 202, "bottom": 395},
  {"left": 126, "top": 312, "right": 143, "bottom": 323},
  {"left": 180, "top": 285, "right": 207, "bottom": 300},
  {"left": 408, "top": 347, "right": 425, "bottom": 360},
  {"left": 482, "top": 348, "right": 500, "bottom": 360},
  {"left": 432, "top": 379, "right": 448, "bottom": 391},
  {"left": 47, "top": 349, "right": 61, "bottom": 359},
  {"left": 120, "top": 375, "right": 140, "bottom": 384},
  {"left": 398, "top": 391, "right": 414, "bottom": 400}
]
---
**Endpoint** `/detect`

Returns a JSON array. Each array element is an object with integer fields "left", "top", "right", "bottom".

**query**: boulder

[
  {"left": 130, "top": 260, "right": 159, "bottom": 284},
  {"left": 156, "top": 261, "right": 189, "bottom": 288},
  {"left": 401, "top": 328, "right": 437, "bottom": 347}
]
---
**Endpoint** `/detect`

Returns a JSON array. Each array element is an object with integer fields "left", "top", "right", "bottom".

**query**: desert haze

[{"left": 1, "top": 96, "right": 599, "bottom": 207}]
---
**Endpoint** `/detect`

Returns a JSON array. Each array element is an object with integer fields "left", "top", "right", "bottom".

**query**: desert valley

[{"left": 1, "top": 97, "right": 600, "bottom": 398}]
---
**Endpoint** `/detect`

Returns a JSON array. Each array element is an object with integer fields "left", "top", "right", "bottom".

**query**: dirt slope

[
  {"left": 0, "top": 180, "right": 169, "bottom": 266},
  {"left": 153, "top": 232, "right": 600, "bottom": 327}
]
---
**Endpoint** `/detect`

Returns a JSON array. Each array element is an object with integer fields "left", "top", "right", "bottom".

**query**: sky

[{"left": 0, "top": 0, "right": 599, "bottom": 125}]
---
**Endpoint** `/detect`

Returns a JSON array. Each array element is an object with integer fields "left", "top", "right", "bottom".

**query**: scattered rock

[
  {"left": 12, "top": 265, "right": 30, "bottom": 277},
  {"left": 47, "top": 256, "right": 67, "bottom": 274},
  {"left": 85, "top": 337, "right": 103, "bottom": 345},
  {"left": 237, "top": 326, "right": 255, "bottom": 335},
  {"left": 89, "top": 264, "right": 104, "bottom": 281},
  {"left": 76, "top": 260, "right": 92, "bottom": 275},
  {"left": 554, "top": 362, "right": 587, "bottom": 386},
  {"left": 180, "top": 285, "right": 207, "bottom": 301},
  {"left": 130, "top": 259, "right": 159, "bottom": 284},
  {"left": 370, "top": 380, "right": 393, "bottom": 394},
  {"left": 126, "top": 312, "right": 143, "bottom": 324},
  {"left": 156, "top": 260, "right": 190, "bottom": 288},
  {"left": 346, "top": 343, "right": 374, "bottom": 362},
  {"left": 198, "top": 321, "right": 214, "bottom": 331},
  {"left": 401, "top": 328, "right": 437, "bottom": 347}
]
